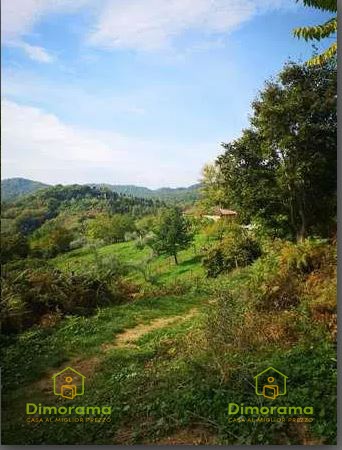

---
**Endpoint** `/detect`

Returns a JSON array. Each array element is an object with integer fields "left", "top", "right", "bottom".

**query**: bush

[
  {"left": 86, "top": 214, "right": 135, "bottom": 244},
  {"left": 203, "top": 228, "right": 261, "bottom": 277},
  {"left": 69, "top": 237, "right": 87, "bottom": 250},
  {"left": 203, "top": 219, "right": 231, "bottom": 241},
  {"left": 124, "top": 231, "right": 138, "bottom": 242},
  {"left": 279, "top": 239, "right": 336, "bottom": 274},
  {"left": 204, "top": 239, "right": 337, "bottom": 390},
  {"left": 30, "top": 225, "right": 74, "bottom": 258},
  {"left": 1, "top": 233, "right": 29, "bottom": 264},
  {"left": 249, "top": 239, "right": 336, "bottom": 312},
  {"left": 1, "top": 257, "right": 130, "bottom": 334}
]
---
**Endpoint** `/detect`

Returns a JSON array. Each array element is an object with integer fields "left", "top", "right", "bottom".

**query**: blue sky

[{"left": 1, "top": 0, "right": 332, "bottom": 188}]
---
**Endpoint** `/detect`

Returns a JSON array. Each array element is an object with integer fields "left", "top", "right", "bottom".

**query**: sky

[{"left": 1, "top": 0, "right": 332, "bottom": 188}]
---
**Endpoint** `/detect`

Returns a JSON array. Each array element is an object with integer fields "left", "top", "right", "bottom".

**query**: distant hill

[
  {"left": 90, "top": 183, "right": 201, "bottom": 203},
  {"left": 2, "top": 178, "right": 201, "bottom": 203},
  {"left": 2, "top": 184, "right": 161, "bottom": 236},
  {"left": 1, "top": 178, "right": 50, "bottom": 201}
]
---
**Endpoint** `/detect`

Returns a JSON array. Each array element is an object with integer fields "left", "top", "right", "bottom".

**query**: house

[
  {"left": 52, "top": 367, "right": 86, "bottom": 399},
  {"left": 202, "top": 208, "right": 238, "bottom": 222},
  {"left": 254, "top": 367, "right": 288, "bottom": 400},
  {"left": 218, "top": 208, "right": 238, "bottom": 219}
]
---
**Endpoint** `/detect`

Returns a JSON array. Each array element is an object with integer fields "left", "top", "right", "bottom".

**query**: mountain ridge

[{"left": 1, "top": 178, "right": 201, "bottom": 203}]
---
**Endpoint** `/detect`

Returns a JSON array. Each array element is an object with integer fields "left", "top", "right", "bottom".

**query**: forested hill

[
  {"left": 90, "top": 183, "right": 201, "bottom": 203},
  {"left": 1, "top": 178, "right": 50, "bottom": 201},
  {"left": 1, "top": 178, "right": 201, "bottom": 203},
  {"left": 1, "top": 184, "right": 162, "bottom": 236}
]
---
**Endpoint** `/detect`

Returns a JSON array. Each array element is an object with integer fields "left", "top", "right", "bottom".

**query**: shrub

[
  {"left": 124, "top": 231, "right": 138, "bottom": 242},
  {"left": 204, "top": 239, "right": 337, "bottom": 387},
  {"left": 69, "top": 237, "right": 87, "bottom": 250},
  {"left": 1, "top": 256, "right": 130, "bottom": 334},
  {"left": 30, "top": 225, "right": 74, "bottom": 258},
  {"left": 249, "top": 239, "right": 336, "bottom": 312},
  {"left": 1, "top": 233, "right": 29, "bottom": 264},
  {"left": 203, "top": 228, "right": 261, "bottom": 277},
  {"left": 86, "top": 214, "right": 135, "bottom": 244},
  {"left": 279, "top": 239, "right": 336, "bottom": 274},
  {"left": 203, "top": 219, "right": 231, "bottom": 241}
]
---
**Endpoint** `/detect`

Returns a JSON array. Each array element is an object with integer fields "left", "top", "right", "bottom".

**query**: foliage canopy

[{"left": 293, "top": 0, "right": 337, "bottom": 65}]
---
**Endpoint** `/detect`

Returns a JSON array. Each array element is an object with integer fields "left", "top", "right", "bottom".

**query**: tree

[
  {"left": 15, "top": 208, "right": 48, "bottom": 234},
  {"left": 150, "top": 207, "right": 193, "bottom": 264},
  {"left": 87, "top": 214, "right": 135, "bottom": 244},
  {"left": 218, "top": 129, "right": 280, "bottom": 228},
  {"left": 135, "top": 215, "right": 156, "bottom": 238},
  {"left": 30, "top": 225, "right": 74, "bottom": 257},
  {"left": 293, "top": 0, "right": 337, "bottom": 65},
  {"left": 111, "top": 214, "right": 135, "bottom": 242},
  {"left": 198, "top": 163, "right": 226, "bottom": 212},
  {"left": 218, "top": 61, "right": 336, "bottom": 241}
]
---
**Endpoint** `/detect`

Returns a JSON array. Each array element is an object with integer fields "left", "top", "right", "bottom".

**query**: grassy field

[
  {"left": 53, "top": 234, "right": 207, "bottom": 285},
  {"left": 2, "top": 236, "right": 210, "bottom": 444},
  {"left": 1, "top": 236, "right": 337, "bottom": 445}
]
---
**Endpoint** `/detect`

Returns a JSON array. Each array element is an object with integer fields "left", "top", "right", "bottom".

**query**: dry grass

[{"left": 241, "top": 310, "right": 299, "bottom": 348}]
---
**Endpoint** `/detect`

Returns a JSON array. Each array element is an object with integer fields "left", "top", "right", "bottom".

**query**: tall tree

[
  {"left": 198, "top": 163, "right": 226, "bottom": 212},
  {"left": 293, "top": 0, "right": 337, "bottom": 65},
  {"left": 218, "top": 61, "right": 337, "bottom": 241},
  {"left": 150, "top": 207, "right": 193, "bottom": 264}
]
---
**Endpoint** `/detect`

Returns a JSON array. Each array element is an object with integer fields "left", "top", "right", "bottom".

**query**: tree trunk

[
  {"left": 297, "top": 206, "right": 306, "bottom": 242},
  {"left": 174, "top": 253, "right": 178, "bottom": 265}
]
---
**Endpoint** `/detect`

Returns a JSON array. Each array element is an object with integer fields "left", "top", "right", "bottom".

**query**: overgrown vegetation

[
  {"left": 1, "top": 253, "right": 130, "bottom": 334},
  {"left": 1, "top": 237, "right": 336, "bottom": 444},
  {"left": 203, "top": 224, "right": 261, "bottom": 277}
]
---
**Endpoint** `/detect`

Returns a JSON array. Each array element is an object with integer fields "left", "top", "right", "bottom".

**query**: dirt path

[
  {"left": 102, "top": 307, "right": 198, "bottom": 351},
  {"left": 32, "top": 307, "right": 198, "bottom": 395}
]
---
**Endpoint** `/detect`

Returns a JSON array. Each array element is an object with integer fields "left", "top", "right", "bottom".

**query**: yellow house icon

[
  {"left": 52, "top": 367, "right": 86, "bottom": 400},
  {"left": 254, "top": 367, "right": 288, "bottom": 400}
]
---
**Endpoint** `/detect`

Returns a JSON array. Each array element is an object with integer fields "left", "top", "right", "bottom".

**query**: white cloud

[
  {"left": 7, "top": 41, "right": 54, "bottom": 63},
  {"left": 1, "top": 0, "right": 46, "bottom": 41},
  {"left": 1, "top": 0, "right": 295, "bottom": 54},
  {"left": 1, "top": 99, "right": 217, "bottom": 187},
  {"left": 88, "top": 0, "right": 291, "bottom": 51},
  {"left": 1, "top": 99, "right": 115, "bottom": 164},
  {"left": 1, "top": 0, "right": 88, "bottom": 63},
  {"left": 19, "top": 42, "right": 54, "bottom": 63},
  {"left": 1, "top": 0, "right": 89, "bottom": 41}
]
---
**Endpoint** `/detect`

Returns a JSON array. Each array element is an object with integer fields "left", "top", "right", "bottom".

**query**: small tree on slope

[{"left": 150, "top": 207, "right": 193, "bottom": 265}]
